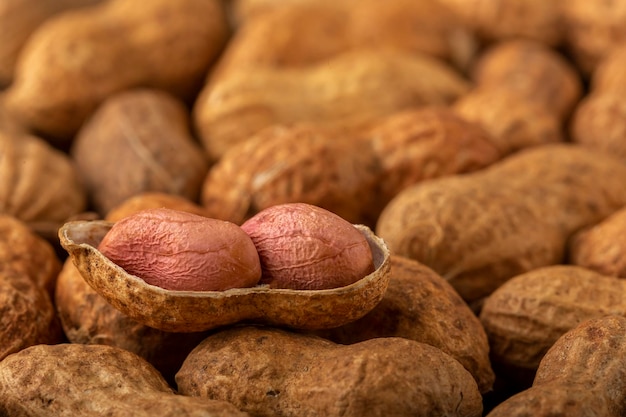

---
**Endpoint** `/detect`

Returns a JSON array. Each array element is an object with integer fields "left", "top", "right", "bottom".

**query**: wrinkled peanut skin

[
  {"left": 98, "top": 208, "right": 261, "bottom": 291},
  {"left": 241, "top": 203, "right": 374, "bottom": 290}
]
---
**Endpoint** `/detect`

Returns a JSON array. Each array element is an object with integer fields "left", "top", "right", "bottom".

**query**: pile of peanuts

[{"left": 1, "top": 1, "right": 626, "bottom": 416}]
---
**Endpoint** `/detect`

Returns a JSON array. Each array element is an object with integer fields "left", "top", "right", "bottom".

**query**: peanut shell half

[{"left": 58, "top": 220, "right": 390, "bottom": 332}]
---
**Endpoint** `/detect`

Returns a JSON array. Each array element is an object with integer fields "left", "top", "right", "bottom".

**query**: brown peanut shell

[
  {"left": 0, "top": 270, "right": 63, "bottom": 363},
  {"left": 176, "top": 326, "right": 483, "bottom": 417},
  {"left": 562, "top": 0, "right": 626, "bottom": 75},
  {"left": 55, "top": 259, "right": 211, "bottom": 385},
  {"left": 487, "top": 315, "right": 626, "bottom": 417},
  {"left": 589, "top": 45, "right": 626, "bottom": 95},
  {"left": 0, "top": 0, "right": 102, "bottom": 87},
  {"left": 470, "top": 39, "right": 582, "bottom": 119},
  {"left": 480, "top": 265, "right": 626, "bottom": 378},
  {"left": 0, "top": 343, "right": 250, "bottom": 416},
  {"left": 569, "top": 207, "right": 626, "bottom": 277},
  {"left": 194, "top": 47, "right": 469, "bottom": 160},
  {"left": 219, "top": 0, "right": 476, "bottom": 72},
  {"left": 438, "top": 0, "right": 564, "bottom": 46},
  {"left": 376, "top": 144, "right": 626, "bottom": 303},
  {"left": 453, "top": 88, "right": 564, "bottom": 154},
  {"left": 0, "top": 130, "right": 86, "bottom": 230},
  {"left": 313, "top": 255, "right": 495, "bottom": 394},
  {"left": 570, "top": 93, "right": 626, "bottom": 163},
  {"left": 5, "top": 0, "right": 229, "bottom": 141},
  {"left": 201, "top": 124, "right": 380, "bottom": 226},
  {"left": 0, "top": 214, "right": 61, "bottom": 296},
  {"left": 58, "top": 220, "right": 390, "bottom": 332},
  {"left": 366, "top": 106, "right": 501, "bottom": 206},
  {"left": 71, "top": 89, "right": 209, "bottom": 216}
]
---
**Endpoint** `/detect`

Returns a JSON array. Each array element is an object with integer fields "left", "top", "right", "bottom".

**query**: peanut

[
  {"left": 313, "top": 255, "right": 495, "bottom": 394},
  {"left": 98, "top": 208, "right": 262, "bottom": 292},
  {"left": 5, "top": 0, "right": 229, "bottom": 141},
  {"left": 194, "top": 47, "right": 469, "bottom": 160},
  {"left": 0, "top": 343, "right": 250, "bottom": 416},
  {"left": 486, "top": 315, "right": 626, "bottom": 416},
  {"left": 241, "top": 203, "right": 374, "bottom": 290},
  {"left": 70, "top": 89, "right": 209, "bottom": 216},
  {"left": 176, "top": 326, "right": 483, "bottom": 417},
  {"left": 480, "top": 265, "right": 626, "bottom": 382},
  {"left": 60, "top": 217, "right": 389, "bottom": 332},
  {"left": 376, "top": 144, "right": 626, "bottom": 303}
]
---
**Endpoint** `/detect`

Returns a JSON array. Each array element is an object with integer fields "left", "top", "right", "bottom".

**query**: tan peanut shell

[
  {"left": 453, "top": 88, "right": 564, "bottom": 155},
  {"left": 486, "top": 315, "right": 626, "bottom": 417},
  {"left": 366, "top": 106, "right": 501, "bottom": 205},
  {"left": 5, "top": 0, "right": 229, "bottom": 141},
  {"left": 0, "top": 344, "right": 250, "bottom": 416},
  {"left": 219, "top": 0, "right": 476, "bottom": 72},
  {"left": 561, "top": 0, "right": 626, "bottom": 75},
  {"left": 589, "top": 45, "right": 626, "bottom": 95},
  {"left": 376, "top": 144, "right": 626, "bottom": 303},
  {"left": 194, "top": 47, "right": 469, "bottom": 160},
  {"left": 313, "top": 255, "right": 495, "bottom": 394},
  {"left": 201, "top": 124, "right": 381, "bottom": 226},
  {"left": 176, "top": 326, "right": 483, "bottom": 417},
  {"left": 569, "top": 208, "right": 626, "bottom": 277},
  {"left": 0, "top": 0, "right": 102, "bottom": 87},
  {"left": 0, "top": 215, "right": 63, "bottom": 362},
  {"left": 570, "top": 93, "right": 626, "bottom": 163},
  {"left": 438, "top": 0, "right": 564, "bottom": 46},
  {"left": 55, "top": 258, "right": 212, "bottom": 385},
  {"left": 59, "top": 220, "right": 390, "bottom": 332},
  {"left": 470, "top": 39, "right": 582, "bottom": 119},
  {"left": 480, "top": 265, "right": 626, "bottom": 379},
  {"left": 71, "top": 89, "right": 209, "bottom": 215},
  {"left": 0, "top": 214, "right": 61, "bottom": 296},
  {"left": 0, "top": 130, "right": 86, "bottom": 232}
]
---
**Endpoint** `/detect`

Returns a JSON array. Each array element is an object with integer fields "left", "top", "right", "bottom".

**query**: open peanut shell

[{"left": 58, "top": 221, "right": 390, "bottom": 332}]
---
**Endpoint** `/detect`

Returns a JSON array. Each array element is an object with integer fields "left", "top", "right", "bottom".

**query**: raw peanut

[
  {"left": 0, "top": 130, "right": 86, "bottom": 232},
  {"left": 201, "top": 124, "right": 380, "bottom": 227},
  {"left": 569, "top": 208, "right": 626, "bottom": 277},
  {"left": 4, "top": 0, "right": 229, "bottom": 141},
  {"left": 0, "top": 344, "right": 250, "bottom": 416},
  {"left": 453, "top": 88, "right": 563, "bottom": 154},
  {"left": 71, "top": 89, "right": 209, "bottom": 215},
  {"left": 438, "top": 0, "right": 564, "bottom": 46},
  {"left": 480, "top": 265, "right": 626, "bottom": 382},
  {"left": 376, "top": 144, "right": 626, "bottom": 303},
  {"left": 55, "top": 258, "right": 210, "bottom": 385},
  {"left": 98, "top": 208, "right": 261, "bottom": 292},
  {"left": 486, "top": 315, "right": 626, "bottom": 417},
  {"left": 219, "top": 0, "right": 476, "bottom": 72},
  {"left": 313, "top": 255, "right": 495, "bottom": 394},
  {"left": 561, "top": 0, "right": 626, "bottom": 75},
  {"left": 59, "top": 219, "right": 390, "bottom": 332},
  {"left": 193, "top": 47, "right": 469, "bottom": 160},
  {"left": 176, "top": 326, "right": 483, "bottom": 417},
  {"left": 241, "top": 203, "right": 374, "bottom": 290},
  {"left": 56, "top": 194, "right": 219, "bottom": 383},
  {"left": 470, "top": 40, "right": 583, "bottom": 119},
  {"left": 0, "top": 0, "right": 102, "bottom": 87}
]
